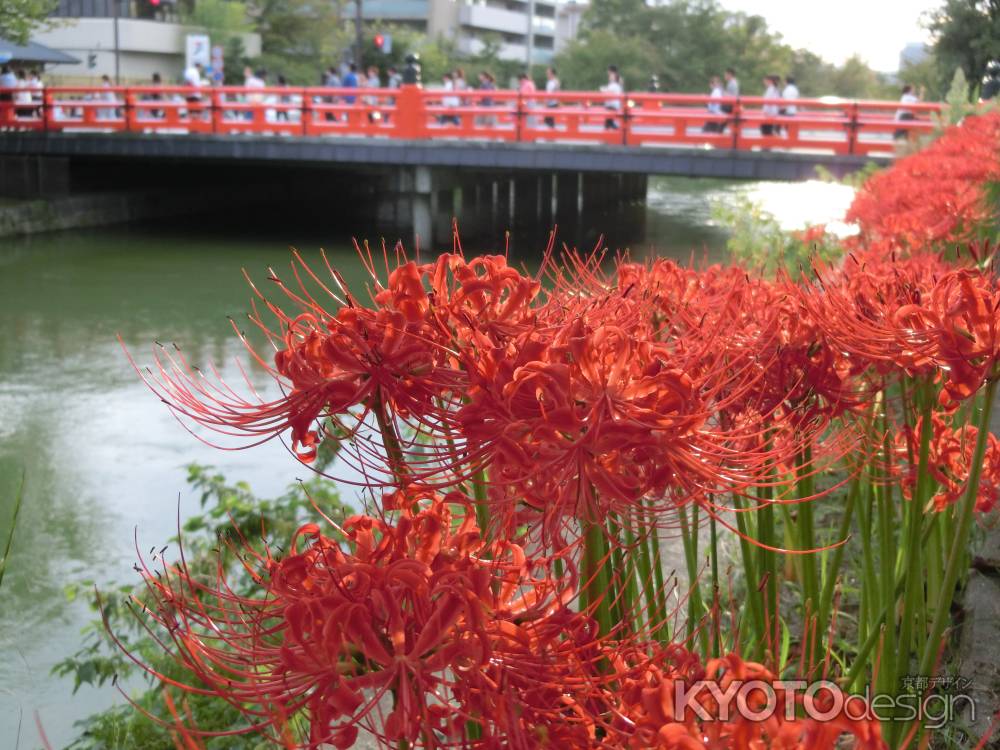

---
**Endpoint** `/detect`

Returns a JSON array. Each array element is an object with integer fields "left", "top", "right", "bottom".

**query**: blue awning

[{"left": 0, "top": 37, "right": 80, "bottom": 65}]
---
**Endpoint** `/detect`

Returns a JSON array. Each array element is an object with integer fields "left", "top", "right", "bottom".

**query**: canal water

[{"left": 0, "top": 177, "right": 854, "bottom": 747}]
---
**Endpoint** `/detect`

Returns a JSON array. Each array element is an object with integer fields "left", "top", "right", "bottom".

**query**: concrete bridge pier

[
  {"left": 512, "top": 176, "right": 540, "bottom": 229},
  {"left": 359, "top": 167, "right": 653, "bottom": 250}
]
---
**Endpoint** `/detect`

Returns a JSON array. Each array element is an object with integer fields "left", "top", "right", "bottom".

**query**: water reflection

[{"left": 0, "top": 176, "right": 853, "bottom": 747}]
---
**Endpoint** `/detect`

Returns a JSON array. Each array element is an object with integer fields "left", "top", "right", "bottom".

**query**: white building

[
  {"left": 348, "top": 0, "right": 557, "bottom": 65},
  {"left": 33, "top": 0, "right": 260, "bottom": 83},
  {"left": 555, "top": 0, "right": 584, "bottom": 54}
]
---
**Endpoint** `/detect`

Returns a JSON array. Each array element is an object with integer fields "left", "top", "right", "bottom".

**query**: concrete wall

[{"left": 33, "top": 19, "right": 261, "bottom": 84}]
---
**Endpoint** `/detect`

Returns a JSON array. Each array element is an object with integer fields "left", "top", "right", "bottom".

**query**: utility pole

[
  {"left": 525, "top": 0, "right": 535, "bottom": 71},
  {"left": 354, "top": 0, "right": 363, "bottom": 66}
]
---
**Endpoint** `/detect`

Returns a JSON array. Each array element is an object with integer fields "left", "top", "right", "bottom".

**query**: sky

[{"left": 718, "top": 0, "right": 940, "bottom": 72}]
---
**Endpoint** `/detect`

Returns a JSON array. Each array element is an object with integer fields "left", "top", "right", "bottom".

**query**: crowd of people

[
  {"left": 0, "top": 65, "right": 44, "bottom": 118},
  {"left": 703, "top": 69, "right": 800, "bottom": 134},
  {"left": 2, "top": 59, "right": 928, "bottom": 139}
]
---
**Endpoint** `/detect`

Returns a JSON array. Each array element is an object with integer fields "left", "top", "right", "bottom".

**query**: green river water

[{"left": 0, "top": 177, "right": 855, "bottom": 748}]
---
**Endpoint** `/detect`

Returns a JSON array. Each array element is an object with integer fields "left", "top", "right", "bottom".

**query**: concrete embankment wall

[{"left": 0, "top": 191, "right": 230, "bottom": 238}]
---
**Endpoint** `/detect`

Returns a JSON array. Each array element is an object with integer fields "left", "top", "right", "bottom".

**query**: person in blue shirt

[{"left": 343, "top": 64, "right": 359, "bottom": 105}]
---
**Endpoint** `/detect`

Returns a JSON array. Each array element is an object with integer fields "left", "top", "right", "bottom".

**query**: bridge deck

[{"left": 0, "top": 131, "right": 887, "bottom": 181}]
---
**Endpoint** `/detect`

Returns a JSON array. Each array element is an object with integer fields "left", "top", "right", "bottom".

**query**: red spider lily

[
  {"left": 894, "top": 413, "right": 1000, "bottom": 513},
  {"left": 847, "top": 111, "right": 1000, "bottom": 256},
  {"left": 618, "top": 650, "right": 886, "bottom": 750},
  {"left": 800, "top": 252, "right": 952, "bottom": 378},
  {"left": 122, "top": 488, "right": 592, "bottom": 749},
  {"left": 926, "top": 266, "right": 1000, "bottom": 406}
]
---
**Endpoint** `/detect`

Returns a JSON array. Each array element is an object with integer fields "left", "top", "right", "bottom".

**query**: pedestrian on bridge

[
  {"left": 704, "top": 75, "right": 724, "bottom": 133},
  {"left": 343, "top": 64, "right": 359, "bottom": 106},
  {"left": 780, "top": 75, "right": 799, "bottom": 135},
  {"left": 454, "top": 68, "right": 468, "bottom": 105},
  {"left": 477, "top": 71, "right": 497, "bottom": 127},
  {"left": 600, "top": 65, "right": 623, "bottom": 130},
  {"left": 322, "top": 67, "right": 340, "bottom": 122},
  {"left": 364, "top": 66, "right": 383, "bottom": 123},
  {"left": 544, "top": 66, "right": 561, "bottom": 128},
  {"left": 28, "top": 70, "right": 43, "bottom": 118},
  {"left": 440, "top": 72, "right": 460, "bottom": 126},
  {"left": 894, "top": 84, "right": 920, "bottom": 140},
  {"left": 760, "top": 74, "right": 780, "bottom": 136}
]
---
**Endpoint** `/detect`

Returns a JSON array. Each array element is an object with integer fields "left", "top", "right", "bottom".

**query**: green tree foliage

[
  {"left": 0, "top": 0, "right": 56, "bottom": 46},
  {"left": 556, "top": 0, "right": 892, "bottom": 98},
  {"left": 829, "top": 55, "right": 894, "bottom": 99},
  {"left": 927, "top": 0, "right": 1000, "bottom": 99},
  {"left": 247, "top": 0, "right": 350, "bottom": 84},
  {"left": 185, "top": 0, "right": 251, "bottom": 39}
]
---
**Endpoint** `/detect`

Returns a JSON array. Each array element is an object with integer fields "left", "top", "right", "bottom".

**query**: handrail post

[
  {"left": 731, "top": 98, "right": 740, "bottom": 150},
  {"left": 301, "top": 88, "right": 309, "bottom": 136},
  {"left": 123, "top": 86, "right": 132, "bottom": 132},
  {"left": 847, "top": 101, "right": 859, "bottom": 155},
  {"left": 395, "top": 84, "right": 425, "bottom": 139},
  {"left": 621, "top": 96, "right": 628, "bottom": 146},
  {"left": 516, "top": 91, "right": 523, "bottom": 143}
]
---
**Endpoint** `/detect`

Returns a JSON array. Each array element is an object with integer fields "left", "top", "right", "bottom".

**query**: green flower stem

[{"left": 917, "top": 378, "right": 997, "bottom": 679}]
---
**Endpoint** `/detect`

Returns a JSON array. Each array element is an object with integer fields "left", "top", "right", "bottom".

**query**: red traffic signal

[{"left": 374, "top": 34, "right": 385, "bottom": 50}]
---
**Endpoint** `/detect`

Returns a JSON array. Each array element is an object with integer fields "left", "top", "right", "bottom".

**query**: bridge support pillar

[
  {"left": 411, "top": 166, "right": 434, "bottom": 249},
  {"left": 554, "top": 172, "right": 581, "bottom": 229},
  {"left": 540, "top": 174, "right": 555, "bottom": 228},
  {"left": 513, "top": 176, "right": 540, "bottom": 229}
]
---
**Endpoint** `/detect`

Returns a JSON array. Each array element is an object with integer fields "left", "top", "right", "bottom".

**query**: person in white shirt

[
  {"left": 760, "top": 74, "right": 780, "bottom": 136},
  {"left": 704, "top": 75, "right": 724, "bottom": 132},
  {"left": 453, "top": 68, "right": 468, "bottom": 98},
  {"left": 600, "top": 65, "right": 623, "bottom": 130},
  {"left": 440, "top": 72, "right": 460, "bottom": 125},
  {"left": 544, "top": 66, "right": 560, "bottom": 128},
  {"left": 28, "top": 70, "right": 43, "bottom": 116},
  {"left": 14, "top": 69, "right": 33, "bottom": 118},
  {"left": 243, "top": 66, "right": 265, "bottom": 121},
  {"left": 894, "top": 84, "right": 920, "bottom": 139},
  {"left": 183, "top": 62, "right": 204, "bottom": 104},
  {"left": 780, "top": 76, "right": 799, "bottom": 116}
]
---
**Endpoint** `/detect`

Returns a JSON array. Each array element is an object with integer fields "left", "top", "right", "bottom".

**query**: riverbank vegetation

[{"left": 54, "top": 109, "right": 1000, "bottom": 748}]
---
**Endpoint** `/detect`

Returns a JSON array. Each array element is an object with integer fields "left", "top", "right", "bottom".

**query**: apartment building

[{"left": 350, "top": 0, "right": 558, "bottom": 65}]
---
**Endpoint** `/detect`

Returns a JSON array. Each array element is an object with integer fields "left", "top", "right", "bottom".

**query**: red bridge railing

[{"left": 0, "top": 84, "right": 942, "bottom": 157}]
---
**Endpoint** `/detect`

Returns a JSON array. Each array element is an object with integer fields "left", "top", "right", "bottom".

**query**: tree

[
  {"left": 247, "top": 0, "right": 350, "bottom": 84},
  {"left": 0, "top": 0, "right": 57, "bottom": 46},
  {"left": 555, "top": 29, "right": 659, "bottom": 90},
  {"left": 927, "top": 0, "right": 1000, "bottom": 98},
  {"left": 555, "top": 0, "right": 890, "bottom": 98},
  {"left": 829, "top": 55, "right": 893, "bottom": 99}
]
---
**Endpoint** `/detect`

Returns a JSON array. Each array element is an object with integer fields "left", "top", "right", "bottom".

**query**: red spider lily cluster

[
  {"left": 847, "top": 111, "right": 1000, "bottom": 256},
  {"left": 894, "top": 414, "right": 1000, "bottom": 513},
  {"left": 134, "top": 487, "right": 886, "bottom": 750},
  {"left": 125, "top": 112, "right": 1000, "bottom": 749}
]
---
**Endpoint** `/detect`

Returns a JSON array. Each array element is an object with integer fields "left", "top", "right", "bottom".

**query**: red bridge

[
  {"left": 1, "top": 84, "right": 940, "bottom": 157},
  {"left": 0, "top": 84, "right": 943, "bottom": 244}
]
